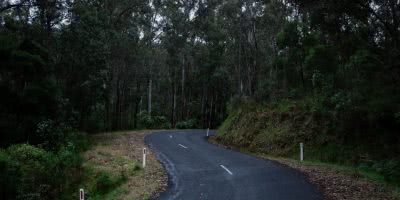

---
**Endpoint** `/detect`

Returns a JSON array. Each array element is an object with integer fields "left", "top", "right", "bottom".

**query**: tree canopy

[{"left": 1, "top": 0, "right": 399, "bottom": 149}]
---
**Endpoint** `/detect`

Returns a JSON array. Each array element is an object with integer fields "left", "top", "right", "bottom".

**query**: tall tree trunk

[
  {"left": 300, "top": 64, "right": 305, "bottom": 89},
  {"left": 133, "top": 80, "right": 141, "bottom": 129},
  {"left": 238, "top": 38, "right": 243, "bottom": 96},
  {"left": 148, "top": 78, "right": 152, "bottom": 114},
  {"left": 115, "top": 77, "right": 120, "bottom": 130},
  {"left": 171, "top": 82, "right": 177, "bottom": 128},
  {"left": 201, "top": 89, "right": 205, "bottom": 127},
  {"left": 208, "top": 95, "right": 213, "bottom": 128},
  {"left": 181, "top": 55, "right": 186, "bottom": 120},
  {"left": 147, "top": 58, "right": 152, "bottom": 115}
]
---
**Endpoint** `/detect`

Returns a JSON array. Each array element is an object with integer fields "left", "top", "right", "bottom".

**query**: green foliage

[
  {"left": 56, "top": 142, "right": 83, "bottom": 169},
  {"left": 137, "top": 112, "right": 171, "bottom": 129},
  {"left": 0, "top": 133, "right": 87, "bottom": 200},
  {"left": 86, "top": 103, "right": 107, "bottom": 133},
  {"left": 176, "top": 119, "right": 198, "bottom": 129},
  {"left": 369, "top": 160, "right": 400, "bottom": 184},
  {"left": 95, "top": 172, "right": 119, "bottom": 194},
  {"left": 0, "top": 33, "right": 63, "bottom": 147},
  {"left": 1, "top": 0, "right": 400, "bottom": 197},
  {"left": 65, "top": 132, "right": 90, "bottom": 152},
  {"left": 79, "top": 136, "right": 146, "bottom": 200},
  {"left": 304, "top": 45, "right": 337, "bottom": 72},
  {"left": 5, "top": 144, "right": 55, "bottom": 200},
  {"left": 0, "top": 150, "right": 20, "bottom": 199},
  {"left": 277, "top": 21, "right": 300, "bottom": 49},
  {"left": 36, "top": 119, "right": 68, "bottom": 150}
]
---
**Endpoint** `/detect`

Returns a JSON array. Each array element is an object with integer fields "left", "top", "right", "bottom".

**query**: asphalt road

[{"left": 145, "top": 130, "right": 322, "bottom": 200}]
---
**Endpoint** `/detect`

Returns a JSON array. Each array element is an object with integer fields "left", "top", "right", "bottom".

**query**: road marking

[
  {"left": 178, "top": 144, "right": 188, "bottom": 149},
  {"left": 169, "top": 135, "right": 173, "bottom": 138},
  {"left": 220, "top": 165, "right": 233, "bottom": 175}
]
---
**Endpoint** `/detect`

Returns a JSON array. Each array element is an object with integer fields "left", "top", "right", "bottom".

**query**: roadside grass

[
  {"left": 79, "top": 131, "right": 166, "bottom": 200},
  {"left": 256, "top": 153, "right": 380, "bottom": 180}
]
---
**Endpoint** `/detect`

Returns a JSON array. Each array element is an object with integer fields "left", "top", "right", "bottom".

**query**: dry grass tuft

[{"left": 82, "top": 131, "right": 167, "bottom": 200}]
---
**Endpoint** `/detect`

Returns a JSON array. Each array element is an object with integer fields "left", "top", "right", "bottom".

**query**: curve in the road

[{"left": 145, "top": 130, "right": 322, "bottom": 200}]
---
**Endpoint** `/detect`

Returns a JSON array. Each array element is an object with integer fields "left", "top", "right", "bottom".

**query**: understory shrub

[
  {"left": 5, "top": 144, "right": 55, "bottom": 200},
  {"left": 94, "top": 172, "right": 126, "bottom": 194},
  {"left": 0, "top": 132, "right": 87, "bottom": 200},
  {"left": 0, "top": 150, "right": 20, "bottom": 199},
  {"left": 372, "top": 159, "right": 400, "bottom": 184},
  {"left": 137, "top": 112, "right": 170, "bottom": 129},
  {"left": 176, "top": 119, "right": 198, "bottom": 129}
]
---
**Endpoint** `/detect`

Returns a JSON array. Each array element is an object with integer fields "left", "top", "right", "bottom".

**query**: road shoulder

[
  {"left": 208, "top": 136, "right": 400, "bottom": 200},
  {"left": 81, "top": 130, "right": 167, "bottom": 200}
]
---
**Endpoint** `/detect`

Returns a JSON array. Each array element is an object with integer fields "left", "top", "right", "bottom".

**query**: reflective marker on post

[
  {"left": 300, "top": 143, "right": 304, "bottom": 161},
  {"left": 143, "top": 148, "right": 147, "bottom": 168},
  {"left": 79, "top": 189, "right": 84, "bottom": 200}
]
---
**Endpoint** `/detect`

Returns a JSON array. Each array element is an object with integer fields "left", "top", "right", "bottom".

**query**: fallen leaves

[{"left": 273, "top": 159, "right": 397, "bottom": 200}]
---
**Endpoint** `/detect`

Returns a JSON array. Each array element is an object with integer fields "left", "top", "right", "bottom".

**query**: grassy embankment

[
  {"left": 78, "top": 131, "right": 166, "bottom": 200},
  {"left": 214, "top": 98, "right": 400, "bottom": 200}
]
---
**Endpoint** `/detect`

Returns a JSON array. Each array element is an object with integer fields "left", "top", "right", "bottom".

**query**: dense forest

[{"left": 1, "top": 0, "right": 399, "bottom": 199}]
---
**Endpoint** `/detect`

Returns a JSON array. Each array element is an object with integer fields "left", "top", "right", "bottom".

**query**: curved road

[{"left": 145, "top": 130, "right": 322, "bottom": 200}]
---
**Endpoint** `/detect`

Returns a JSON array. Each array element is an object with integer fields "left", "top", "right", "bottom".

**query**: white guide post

[
  {"left": 142, "top": 148, "right": 147, "bottom": 168},
  {"left": 79, "top": 189, "right": 84, "bottom": 200},
  {"left": 206, "top": 128, "right": 210, "bottom": 137},
  {"left": 300, "top": 143, "right": 304, "bottom": 162}
]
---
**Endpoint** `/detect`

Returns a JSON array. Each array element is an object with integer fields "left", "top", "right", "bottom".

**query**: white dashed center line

[
  {"left": 178, "top": 144, "right": 188, "bottom": 149},
  {"left": 220, "top": 165, "right": 233, "bottom": 175}
]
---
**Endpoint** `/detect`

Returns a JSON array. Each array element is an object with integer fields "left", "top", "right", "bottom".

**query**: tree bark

[
  {"left": 148, "top": 78, "right": 152, "bottom": 114},
  {"left": 181, "top": 55, "right": 186, "bottom": 120},
  {"left": 171, "top": 82, "right": 177, "bottom": 128}
]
